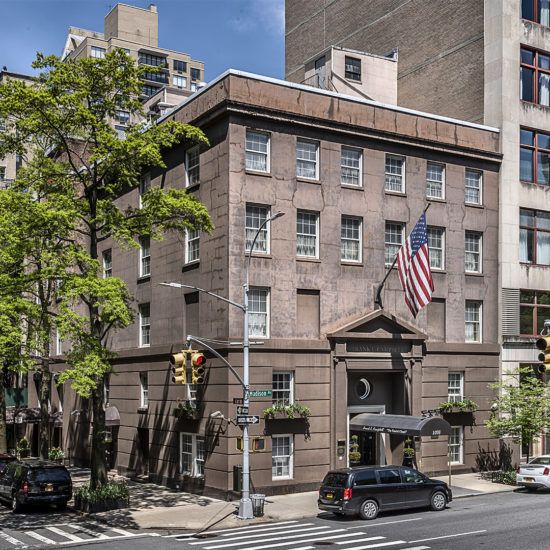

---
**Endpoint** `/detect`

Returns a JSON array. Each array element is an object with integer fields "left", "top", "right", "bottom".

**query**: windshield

[
  {"left": 28, "top": 468, "right": 71, "bottom": 483},
  {"left": 528, "top": 456, "right": 550, "bottom": 465},
  {"left": 322, "top": 473, "right": 348, "bottom": 487}
]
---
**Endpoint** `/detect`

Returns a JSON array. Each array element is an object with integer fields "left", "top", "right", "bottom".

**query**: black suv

[
  {"left": 0, "top": 459, "right": 72, "bottom": 513},
  {"left": 0, "top": 453, "right": 16, "bottom": 473},
  {"left": 318, "top": 465, "right": 452, "bottom": 520}
]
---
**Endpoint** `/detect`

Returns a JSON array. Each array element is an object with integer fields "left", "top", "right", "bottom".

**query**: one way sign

[{"left": 236, "top": 415, "right": 260, "bottom": 425}]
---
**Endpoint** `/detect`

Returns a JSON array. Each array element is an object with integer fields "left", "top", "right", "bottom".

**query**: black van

[
  {"left": 0, "top": 459, "right": 72, "bottom": 513},
  {"left": 318, "top": 465, "right": 452, "bottom": 520}
]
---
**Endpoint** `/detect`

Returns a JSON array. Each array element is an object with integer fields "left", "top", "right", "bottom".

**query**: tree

[
  {"left": 0, "top": 50, "right": 213, "bottom": 487},
  {"left": 486, "top": 367, "right": 550, "bottom": 463}
]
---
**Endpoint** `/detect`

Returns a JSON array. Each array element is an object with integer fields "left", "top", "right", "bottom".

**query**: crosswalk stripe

[
  {"left": 400, "top": 546, "right": 430, "bottom": 550},
  {"left": 24, "top": 531, "right": 57, "bottom": 545},
  {"left": 335, "top": 537, "right": 385, "bottom": 545},
  {"left": 191, "top": 525, "right": 330, "bottom": 545},
  {"left": 219, "top": 523, "right": 316, "bottom": 537},
  {"left": 67, "top": 524, "right": 109, "bottom": 540},
  {"left": 341, "top": 541, "right": 406, "bottom": 550},
  {"left": 0, "top": 532, "right": 27, "bottom": 547},
  {"left": 202, "top": 529, "right": 347, "bottom": 550},
  {"left": 206, "top": 521, "right": 300, "bottom": 536},
  {"left": 108, "top": 527, "right": 136, "bottom": 537},
  {"left": 45, "top": 527, "right": 85, "bottom": 543}
]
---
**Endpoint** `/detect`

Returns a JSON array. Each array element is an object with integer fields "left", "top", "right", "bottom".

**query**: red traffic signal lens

[{"left": 192, "top": 353, "right": 206, "bottom": 366}]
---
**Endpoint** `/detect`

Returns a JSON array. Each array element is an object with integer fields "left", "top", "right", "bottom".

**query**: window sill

[
  {"left": 140, "top": 344, "right": 150, "bottom": 349},
  {"left": 431, "top": 269, "right": 447, "bottom": 274},
  {"left": 520, "top": 262, "right": 550, "bottom": 267},
  {"left": 182, "top": 261, "right": 200, "bottom": 273},
  {"left": 248, "top": 253, "right": 272, "bottom": 259},
  {"left": 296, "top": 257, "right": 321, "bottom": 263},
  {"left": 137, "top": 407, "right": 148, "bottom": 414},
  {"left": 341, "top": 261, "right": 363, "bottom": 267},
  {"left": 465, "top": 272, "right": 484, "bottom": 277},
  {"left": 465, "top": 340, "right": 482, "bottom": 344},
  {"left": 341, "top": 183, "right": 363, "bottom": 191},
  {"left": 465, "top": 202, "right": 484, "bottom": 209},
  {"left": 296, "top": 177, "right": 321, "bottom": 185},
  {"left": 185, "top": 183, "right": 200, "bottom": 192},
  {"left": 246, "top": 169, "right": 272, "bottom": 178},
  {"left": 427, "top": 197, "right": 446, "bottom": 203},
  {"left": 385, "top": 190, "right": 406, "bottom": 197},
  {"left": 137, "top": 275, "right": 151, "bottom": 283}
]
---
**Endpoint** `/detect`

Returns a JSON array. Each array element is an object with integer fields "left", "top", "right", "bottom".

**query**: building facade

[
  {"left": 285, "top": 0, "right": 550, "bottom": 458},
  {"left": 51, "top": 70, "right": 502, "bottom": 495}
]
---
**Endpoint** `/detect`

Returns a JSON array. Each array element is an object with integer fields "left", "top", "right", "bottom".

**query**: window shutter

[{"left": 501, "top": 288, "right": 520, "bottom": 336}]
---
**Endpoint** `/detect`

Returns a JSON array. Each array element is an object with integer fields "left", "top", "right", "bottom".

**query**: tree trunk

[
  {"left": 90, "top": 380, "right": 107, "bottom": 489},
  {"left": 0, "top": 368, "right": 7, "bottom": 454},
  {"left": 39, "top": 359, "right": 52, "bottom": 460}
]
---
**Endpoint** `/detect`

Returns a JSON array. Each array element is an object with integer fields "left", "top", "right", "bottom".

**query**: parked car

[
  {"left": 0, "top": 459, "right": 72, "bottom": 512},
  {"left": 318, "top": 465, "right": 452, "bottom": 520},
  {"left": 516, "top": 455, "right": 550, "bottom": 491},
  {"left": 0, "top": 454, "right": 16, "bottom": 473}
]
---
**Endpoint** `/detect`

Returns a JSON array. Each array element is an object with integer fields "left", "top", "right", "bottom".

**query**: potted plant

[
  {"left": 16, "top": 437, "right": 30, "bottom": 459},
  {"left": 48, "top": 447, "right": 65, "bottom": 464},
  {"left": 73, "top": 481, "right": 130, "bottom": 513},
  {"left": 174, "top": 400, "right": 200, "bottom": 420},
  {"left": 403, "top": 446, "right": 415, "bottom": 467},
  {"left": 349, "top": 435, "right": 361, "bottom": 465},
  {"left": 262, "top": 402, "right": 311, "bottom": 420},
  {"left": 438, "top": 399, "right": 478, "bottom": 413}
]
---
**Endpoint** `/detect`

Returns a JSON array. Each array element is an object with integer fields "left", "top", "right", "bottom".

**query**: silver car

[{"left": 516, "top": 455, "right": 550, "bottom": 491}]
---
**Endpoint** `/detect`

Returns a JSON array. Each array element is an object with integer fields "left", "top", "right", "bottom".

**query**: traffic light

[
  {"left": 191, "top": 351, "right": 206, "bottom": 384},
  {"left": 170, "top": 350, "right": 187, "bottom": 385},
  {"left": 535, "top": 336, "right": 550, "bottom": 374}
]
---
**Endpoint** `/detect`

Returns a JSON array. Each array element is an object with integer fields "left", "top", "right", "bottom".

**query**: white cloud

[{"left": 229, "top": 0, "right": 284, "bottom": 35}]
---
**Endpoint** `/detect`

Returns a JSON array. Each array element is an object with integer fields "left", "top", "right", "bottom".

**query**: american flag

[{"left": 397, "top": 213, "right": 434, "bottom": 318}]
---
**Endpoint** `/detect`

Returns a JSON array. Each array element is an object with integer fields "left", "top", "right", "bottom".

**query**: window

[
  {"left": 179, "top": 433, "right": 205, "bottom": 477},
  {"left": 426, "top": 162, "right": 445, "bottom": 199},
  {"left": 245, "top": 204, "right": 270, "bottom": 253},
  {"left": 341, "top": 147, "right": 362, "bottom": 186},
  {"left": 520, "top": 208, "right": 550, "bottom": 264},
  {"left": 185, "top": 229, "right": 200, "bottom": 263},
  {"left": 520, "top": 127, "right": 550, "bottom": 185},
  {"left": 465, "top": 169, "right": 482, "bottom": 205},
  {"left": 140, "top": 372, "right": 148, "bottom": 409},
  {"left": 0, "top": 167, "right": 5, "bottom": 182},
  {"left": 353, "top": 470, "right": 377, "bottom": 486},
  {"left": 449, "top": 426, "right": 463, "bottom": 464},
  {"left": 448, "top": 372, "right": 464, "bottom": 403},
  {"left": 102, "top": 249, "right": 112, "bottom": 278},
  {"left": 385, "top": 154, "right": 405, "bottom": 193},
  {"left": 345, "top": 56, "right": 361, "bottom": 81},
  {"left": 190, "top": 82, "right": 197, "bottom": 92},
  {"left": 272, "top": 372, "right": 293, "bottom": 405},
  {"left": 142, "top": 71, "right": 168, "bottom": 84},
  {"left": 103, "top": 376, "right": 110, "bottom": 407},
  {"left": 56, "top": 328, "right": 63, "bottom": 356},
  {"left": 139, "top": 303, "right": 150, "bottom": 347},
  {"left": 91, "top": 46, "right": 106, "bottom": 59},
  {"left": 296, "top": 139, "right": 319, "bottom": 180},
  {"left": 114, "top": 126, "right": 126, "bottom": 140},
  {"left": 296, "top": 210, "right": 319, "bottom": 258},
  {"left": 249, "top": 287, "right": 269, "bottom": 338},
  {"left": 245, "top": 130, "right": 270, "bottom": 172},
  {"left": 0, "top": 118, "right": 5, "bottom": 132},
  {"left": 465, "top": 232, "right": 482, "bottom": 273},
  {"left": 520, "top": 290, "right": 550, "bottom": 335},
  {"left": 142, "top": 85, "right": 159, "bottom": 97},
  {"left": 427, "top": 227, "right": 444, "bottom": 270},
  {"left": 190, "top": 67, "right": 201, "bottom": 81},
  {"left": 115, "top": 110, "right": 130, "bottom": 124},
  {"left": 272, "top": 435, "right": 293, "bottom": 479},
  {"left": 377, "top": 468, "right": 401, "bottom": 484},
  {"left": 173, "top": 75, "right": 187, "bottom": 88},
  {"left": 465, "top": 300, "right": 482, "bottom": 343},
  {"left": 139, "top": 236, "right": 151, "bottom": 277},
  {"left": 139, "top": 173, "right": 150, "bottom": 208},
  {"left": 402, "top": 468, "right": 424, "bottom": 484},
  {"left": 522, "top": 0, "right": 550, "bottom": 26},
  {"left": 173, "top": 59, "right": 187, "bottom": 72},
  {"left": 341, "top": 216, "right": 362, "bottom": 263},
  {"left": 385, "top": 222, "right": 404, "bottom": 266},
  {"left": 186, "top": 146, "right": 200, "bottom": 186},
  {"left": 521, "top": 47, "right": 550, "bottom": 106},
  {"left": 138, "top": 53, "right": 166, "bottom": 67}
]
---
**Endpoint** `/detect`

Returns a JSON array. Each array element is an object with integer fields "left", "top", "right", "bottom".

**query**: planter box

[
  {"left": 441, "top": 411, "right": 475, "bottom": 426},
  {"left": 74, "top": 495, "right": 130, "bottom": 514},
  {"left": 264, "top": 417, "right": 310, "bottom": 436}
]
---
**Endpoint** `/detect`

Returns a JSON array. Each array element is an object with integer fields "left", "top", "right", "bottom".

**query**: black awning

[
  {"left": 5, "top": 407, "right": 63, "bottom": 426},
  {"left": 105, "top": 405, "right": 120, "bottom": 427},
  {"left": 350, "top": 413, "right": 451, "bottom": 437}
]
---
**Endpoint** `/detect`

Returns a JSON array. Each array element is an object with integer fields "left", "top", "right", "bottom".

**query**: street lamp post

[{"left": 160, "top": 210, "right": 284, "bottom": 520}]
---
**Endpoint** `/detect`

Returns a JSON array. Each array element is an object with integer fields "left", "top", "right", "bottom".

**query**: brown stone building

[{"left": 45, "top": 69, "right": 502, "bottom": 496}]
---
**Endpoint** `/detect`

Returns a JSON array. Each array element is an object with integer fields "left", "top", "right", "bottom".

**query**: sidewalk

[{"left": 70, "top": 469, "right": 517, "bottom": 533}]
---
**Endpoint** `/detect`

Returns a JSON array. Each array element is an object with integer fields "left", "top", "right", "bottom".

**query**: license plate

[
  {"left": 45, "top": 484, "right": 54, "bottom": 492},
  {"left": 325, "top": 492, "right": 334, "bottom": 500},
  {"left": 524, "top": 477, "right": 535, "bottom": 482}
]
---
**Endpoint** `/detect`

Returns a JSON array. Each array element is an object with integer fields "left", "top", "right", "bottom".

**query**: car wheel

[
  {"left": 525, "top": 486, "right": 538, "bottom": 492},
  {"left": 11, "top": 493, "right": 23, "bottom": 514},
  {"left": 358, "top": 499, "right": 379, "bottom": 520},
  {"left": 333, "top": 511, "right": 345, "bottom": 518},
  {"left": 56, "top": 501, "right": 68, "bottom": 511},
  {"left": 430, "top": 491, "right": 447, "bottom": 511}
]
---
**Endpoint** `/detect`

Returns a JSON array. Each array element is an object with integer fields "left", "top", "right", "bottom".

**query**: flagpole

[{"left": 374, "top": 203, "right": 431, "bottom": 310}]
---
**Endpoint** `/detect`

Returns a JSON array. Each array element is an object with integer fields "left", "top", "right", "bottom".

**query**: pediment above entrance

[{"left": 327, "top": 309, "right": 426, "bottom": 342}]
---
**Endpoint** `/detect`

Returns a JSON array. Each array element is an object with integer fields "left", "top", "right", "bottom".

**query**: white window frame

[
  {"left": 385, "top": 222, "right": 404, "bottom": 267},
  {"left": 139, "top": 173, "right": 151, "bottom": 208},
  {"left": 426, "top": 161, "right": 445, "bottom": 200},
  {"left": 0, "top": 166, "right": 5, "bottom": 182},
  {"left": 248, "top": 287, "right": 269, "bottom": 338},
  {"left": 296, "top": 210, "right": 319, "bottom": 258},
  {"left": 385, "top": 154, "right": 405, "bottom": 193},
  {"left": 173, "top": 75, "right": 187, "bottom": 89},
  {"left": 296, "top": 138, "right": 319, "bottom": 180},
  {"left": 91, "top": 46, "right": 106, "bottom": 59},
  {"left": 272, "top": 372, "right": 294, "bottom": 405},
  {"left": 102, "top": 249, "right": 112, "bottom": 278},
  {"left": 465, "top": 231, "right": 482, "bottom": 274},
  {"left": 245, "top": 130, "right": 270, "bottom": 173},
  {"left": 465, "top": 300, "right": 482, "bottom": 343},
  {"left": 465, "top": 168, "right": 483, "bottom": 205},
  {"left": 427, "top": 226, "right": 445, "bottom": 271},
  {"left": 449, "top": 426, "right": 464, "bottom": 464},
  {"left": 272, "top": 434, "right": 294, "bottom": 480},
  {"left": 340, "top": 146, "right": 362, "bottom": 187},
  {"left": 115, "top": 110, "right": 130, "bottom": 125},
  {"left": 448, "top": 372, "right": 464, "bottom": 403},
  {"left": 185, "top": 228, "right": 200, "bottom": 263},
  {"left": 139, "top": 372, "right": 149, "bottom": 409},
  {"left": 139, "top": 236, "right": 151, "bottom": 277},
  {"left": 179, "top": 433, "right": 205, "bottom": 477},
  {"left": 139, "top": 303, "right": 150, "bottom": 348},
  {"left": 245, "top": 204, "right": 270, "bottom": 254},
  {"left": 186, "top": 146, "right": 200, "bottom": 186},
  {"left": 56, "top": 328, "right": 63, "bottom": 356},
  {"left": 341, "top": 215, "right": 362, "bottom": 263}
]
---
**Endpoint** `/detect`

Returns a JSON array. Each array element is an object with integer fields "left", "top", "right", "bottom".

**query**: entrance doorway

[{"left": 348, "top": 406, "right": 386, "bottom": 467}]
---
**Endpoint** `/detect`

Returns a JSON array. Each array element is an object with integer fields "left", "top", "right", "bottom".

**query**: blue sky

[{"left": 0, "top": 0, "right": 285, "bottom": 81}]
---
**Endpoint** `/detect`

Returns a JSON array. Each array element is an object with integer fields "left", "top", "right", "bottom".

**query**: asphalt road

[{"left": 0, "top": 489, "right": 548, "bottom": 549}]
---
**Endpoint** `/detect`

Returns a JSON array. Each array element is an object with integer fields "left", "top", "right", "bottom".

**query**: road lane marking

[
  {"left": 241, "top": 532, "right": 372, "bottom": 550},
  {"left": 0, "top": 532, "right": 27, "bottom": 547},
  {"left": 335, "top": 537, "right": 385, "bottom": 545},
  {"left": 45, "top": 527, "right": 85, "bottom": 542},
  {"left": 108, "top": 527, "right": 136, "bottom": 536},
  {"left": 409, "top": 529, "right": 487, "bottom": 543},
  {"left": 340, "top": 542, "right": 405, "bottom": 550},
  {"left": 24, "top": 531, "right": 57, "bottom": 545},
  {"left": 67, "top": 524, "right": 109, "bottom": 540},
  {"left": 204, "top": 521, "right": 300, "bottom": 535},
  {"left": 400, "top": 547, "right": 430, "bottom": 550},
  {"left": 349, "top": 518, "right": 422, "bottom": 529}
]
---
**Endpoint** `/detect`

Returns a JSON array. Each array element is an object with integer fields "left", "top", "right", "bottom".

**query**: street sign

[
  {"left": 249, "top": 390, "right": 272, "bottom": 398},
  {"left": 233, "top": 398, "right": 244, "bottom": 404},
  {"left": 237, "top": 406, "right": 249, "bottom": 415},
  {"left": 236, "top": 415, "right": 260, "bottom": 425}
]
